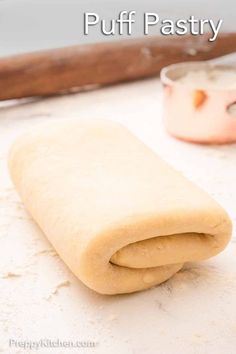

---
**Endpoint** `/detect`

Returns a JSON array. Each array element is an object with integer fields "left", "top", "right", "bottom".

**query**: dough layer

[{"left": 8, "top": 119, "right": 232, "bottom": 294}]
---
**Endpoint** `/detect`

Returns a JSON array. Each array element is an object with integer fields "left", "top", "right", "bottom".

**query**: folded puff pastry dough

[{"left": 8, "top": 119, "right": 232, "bottom": 294}]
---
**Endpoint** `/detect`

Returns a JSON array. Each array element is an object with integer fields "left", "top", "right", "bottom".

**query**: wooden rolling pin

[{"left": 0, "top": 33, "right": 236, "bottom": 101}]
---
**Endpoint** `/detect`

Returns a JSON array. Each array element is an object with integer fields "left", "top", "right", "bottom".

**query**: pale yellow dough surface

[{"left": 8, "top": 119, "right": 232, "bottom": 294}]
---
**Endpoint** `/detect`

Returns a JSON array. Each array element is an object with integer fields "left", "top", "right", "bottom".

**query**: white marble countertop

[{"left": 0, "top": 78, "right": 236, "bottom": 354}]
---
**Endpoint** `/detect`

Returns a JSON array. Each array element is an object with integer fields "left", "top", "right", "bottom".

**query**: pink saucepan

[{"left": 161, "top": 62, "right": 236, "bottom": 144}]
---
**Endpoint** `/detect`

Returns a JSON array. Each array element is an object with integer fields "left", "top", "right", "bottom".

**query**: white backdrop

[{"left": 0, "top": 0, "right": 235, "bottom": 57}]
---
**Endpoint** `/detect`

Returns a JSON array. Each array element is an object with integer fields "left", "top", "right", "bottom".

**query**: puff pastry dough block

[{"left": 8, "top": 119, "right": 232, "bottom": 294}]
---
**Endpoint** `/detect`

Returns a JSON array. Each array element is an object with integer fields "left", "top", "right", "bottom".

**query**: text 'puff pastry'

[{"left": 8, "top": 119, "right": 232, "bottom": 294}]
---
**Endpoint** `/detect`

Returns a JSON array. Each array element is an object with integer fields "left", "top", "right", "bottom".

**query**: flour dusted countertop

[{"left": 0, "top": 78, "right": 236, "bottom": 354}]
